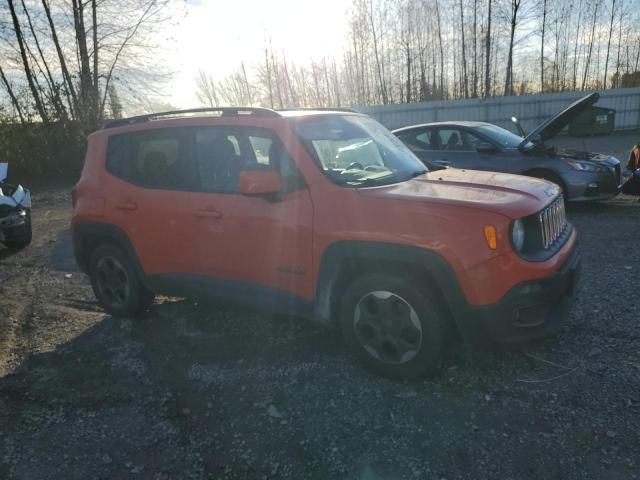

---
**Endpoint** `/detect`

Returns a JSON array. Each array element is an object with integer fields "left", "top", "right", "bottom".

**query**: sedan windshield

[
  {"left": 476, "top": 124, "right": 534, "bottom": 150},
  {"left": 293, "top": 115, "right": 427, "bottom": 187}
]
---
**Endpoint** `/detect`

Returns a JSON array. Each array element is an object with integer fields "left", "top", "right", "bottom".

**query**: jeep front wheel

[
  {"left": 339, "top": 273, "right": 446, "bottom": 379},
  {"left": 89, "top": 244, "right": 154, "bottom": 317}
]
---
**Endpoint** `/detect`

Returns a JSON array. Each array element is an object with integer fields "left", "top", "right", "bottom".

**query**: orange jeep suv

[{"left": 72, "top": 108, "right": 580, "bottom": 378}]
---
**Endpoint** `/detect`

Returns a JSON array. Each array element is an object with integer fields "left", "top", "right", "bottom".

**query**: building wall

[{"left": 356, "top": 88, "right": 640, "bottom": 133}]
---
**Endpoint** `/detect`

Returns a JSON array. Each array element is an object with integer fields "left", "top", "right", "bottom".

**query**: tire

[
  {"left": 339, "top": 273, "right": 446, "bottom": 380},
  {"left": 89, "top": 243, "right": 154, "bottom": 317},
  {"left": 3, "top": 210, "right": 32, "bottom": 248}
]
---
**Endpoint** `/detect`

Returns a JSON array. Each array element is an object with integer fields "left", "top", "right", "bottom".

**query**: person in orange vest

[{"left": 621, "top": 144, "right": 640, "bottom": 196}]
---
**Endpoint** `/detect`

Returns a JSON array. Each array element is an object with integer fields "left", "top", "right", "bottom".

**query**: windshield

[
  {"left": 476, "top": 124, "right": 534, "bottom": 150},
  {"left": 293, "top": 115, "right": 427, "bottom": 187}
]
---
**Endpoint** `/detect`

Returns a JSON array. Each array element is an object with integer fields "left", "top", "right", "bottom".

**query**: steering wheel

[{"left": 347, "top": 162, "right": 364, "bottom": 170}]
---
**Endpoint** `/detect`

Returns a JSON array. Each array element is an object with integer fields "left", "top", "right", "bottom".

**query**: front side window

[
  {"left": 195, "top": 129, "right": 242, "bottom": 193},
  {"left": 433, "top": 128, "right": 488, "bottom": 152},
  {"left": 195, "top": 127, "right": 303, "bottom": 193},
  {"left": 293, "top": 115, "right": 427, "bottom": 187}
]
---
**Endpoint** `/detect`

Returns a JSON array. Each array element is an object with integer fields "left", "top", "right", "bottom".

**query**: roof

[
  {"left": 101, "top": 107, "right": 361, "bottom": 130},
  {"left": 277, "top": 108, "right": 362, "bottom": 118},
  {"left": 392, "top": 121, "right": 493, "bottom": 132}
]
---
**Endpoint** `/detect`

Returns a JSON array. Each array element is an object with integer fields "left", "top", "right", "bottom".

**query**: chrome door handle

[{"left": 435, "top": 160, "right": 451, "bottom": 166}]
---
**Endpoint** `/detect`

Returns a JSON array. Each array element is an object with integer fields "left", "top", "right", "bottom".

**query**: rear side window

[
  {"left": 105, "top": 128, "right": 196, "bottom": 190},
  {"left": 106, "top": 133, "right": 129, "bottom": 176},
  {"left": 396, "top": 129, "right": 434, "bottom": 152}
]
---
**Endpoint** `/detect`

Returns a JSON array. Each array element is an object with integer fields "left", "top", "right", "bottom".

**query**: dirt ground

[{"left": 1, "top": 187, "right": 639, "bottom": 480}]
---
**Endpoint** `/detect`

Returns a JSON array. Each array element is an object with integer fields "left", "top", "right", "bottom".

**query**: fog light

[
  {"left": 514, "top": 304, "right": 548, "bottom": 328},
  {"left": 585, "top": 182, "right": 599, "bottom": 196}
]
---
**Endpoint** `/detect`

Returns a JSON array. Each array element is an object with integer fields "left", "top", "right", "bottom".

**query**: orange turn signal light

[{"left": 484, "top": 225, "right": 498, "bottom": 250}]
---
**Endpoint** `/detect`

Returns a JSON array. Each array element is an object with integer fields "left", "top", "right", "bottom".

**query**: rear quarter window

[
  {"left": 105, "top": 128, "right": 196, "bottom": 191},
  {"left": 106, "top": 134, "right": 130, "bottom": 177}
]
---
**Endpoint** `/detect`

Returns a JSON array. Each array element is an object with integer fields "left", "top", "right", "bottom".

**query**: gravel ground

[{"left": 0, "top": 188, "right": 639, "bottom": 480}]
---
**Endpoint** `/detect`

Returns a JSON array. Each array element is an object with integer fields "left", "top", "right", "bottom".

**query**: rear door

[
  {"left": 104, "top": 127, "right": 200, "bottom": 275},
  {"left": 431, "top": 127, "right": 507, "bottom": 171},
  {"left": 191, "top": 126, "right": 314, "bottom": 300}
]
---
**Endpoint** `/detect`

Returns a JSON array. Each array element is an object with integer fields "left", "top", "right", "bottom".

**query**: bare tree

[
  {"left": 472, "top": 0, "right": 478, "bottom": 97},
  {"left": 459, "top": 0, "right": 469, "bottom": 98},
  {"left": 6, "top": 0, "right": 49, "bottom": 123},
  {"left": 614, "top": 0, "right": 624, "bottom": 86},
  {"left": 581, "top": 0, "right": 602, "bottom": 90},
  {"left": 572, "top": 0, "right": 584, "bottom": 90},
  {"left": 435, "top": 0, "right": 445, "bottom": 95},
  {"left": 504, "top": 0, "right": 522, "bottom": 96},
  {"left": 194, "top": 70, "right": 220, "bottom": 108},
  {"left": 484, "top": 0, "right": 492, "bottom": 96},
  {"left": 540, "top": 0, "right": 547, "bottom": 92},
  {"left": 41, "top": 0, "right": 78, "bottom": 116},
  {"left": 0, "top": 64, "right": 25, "bottom": 124}
]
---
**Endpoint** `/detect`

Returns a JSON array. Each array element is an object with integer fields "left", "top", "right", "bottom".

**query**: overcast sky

[{"left": 167, "top": 0, "right": 351, "bottom": 107}]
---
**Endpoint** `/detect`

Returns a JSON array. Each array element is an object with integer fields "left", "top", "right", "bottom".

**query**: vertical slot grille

[{"left": 538, "top": 195, "right": 567, "bottom": 249}]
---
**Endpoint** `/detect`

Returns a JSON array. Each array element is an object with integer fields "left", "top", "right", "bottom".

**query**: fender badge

[{"left": 544, "top": 187, "right": 557, "bottom": 197}]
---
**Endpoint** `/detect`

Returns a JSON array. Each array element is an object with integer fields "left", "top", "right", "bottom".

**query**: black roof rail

[{"left": 102, "top": 107, "right": 281, "bottom": 129}]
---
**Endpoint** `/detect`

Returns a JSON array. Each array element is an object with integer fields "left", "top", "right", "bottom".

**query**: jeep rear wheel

[
  {"left": 340, "top": 273, "right": 446, "bottom": 379},
  {"left": 89, "top": 244, "right": 154, "bottom": 317}
]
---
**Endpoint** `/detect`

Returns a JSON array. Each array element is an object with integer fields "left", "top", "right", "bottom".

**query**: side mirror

[
  {"left": 238, "top": 169, "right": 282, "bottom": 195},
  {"left": 476, "top": 142, "right": 497, "bottom": 154}
]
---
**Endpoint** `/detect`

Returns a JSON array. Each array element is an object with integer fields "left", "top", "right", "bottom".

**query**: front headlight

[
  {"left": 567, "top": 160, "right": 607, "bottom": 172},
  {"left": 511, "top": 219, "right": 525, "bottom": 252}
]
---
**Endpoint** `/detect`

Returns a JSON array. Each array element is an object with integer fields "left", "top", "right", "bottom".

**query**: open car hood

[
  {"left": 519, "top": 92, "right": 600, "bottom": 149},
  {"left": 0, "top": 163, "right": 7, "bottom": 182}
]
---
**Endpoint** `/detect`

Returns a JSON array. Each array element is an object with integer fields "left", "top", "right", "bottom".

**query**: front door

[
  {"left": 191, "top": 126, "right": 314, "bottom": 300},
  {"left": 431, "top": 127, "right": 507, "bottom": 171}
]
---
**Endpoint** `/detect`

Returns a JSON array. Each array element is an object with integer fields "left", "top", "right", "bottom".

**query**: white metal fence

[{"left": 356, "top": 87, "right": 640, "bottom": 133}]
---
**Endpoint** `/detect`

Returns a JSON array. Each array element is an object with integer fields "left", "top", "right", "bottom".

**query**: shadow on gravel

[
  {"left": 0, "top": 245, "right": 26, "bottom": 262},
  {"left": 0, "top": 299, "right": 347, "bottom": 478},
  {"left": 48, "top": 229, "right": 77, "bottom": 273},
  {"left": 1, "top": 293, "right": 637, "bottom": 479}
]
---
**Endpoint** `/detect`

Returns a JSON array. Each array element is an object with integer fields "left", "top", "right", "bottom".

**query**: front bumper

[
  {"left": 0, "top": 210, "right": 28, "bottom": 229},
  {"left": 564, "top": 168, "right": 620, "bottom": 202},
  {"left": 458, "top": 243, "right": 581, "bottom": 344}
]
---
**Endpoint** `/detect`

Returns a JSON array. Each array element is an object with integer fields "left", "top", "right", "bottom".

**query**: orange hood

[{"left": 357, "top": 169, "right": 559, "bottom": 219}]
